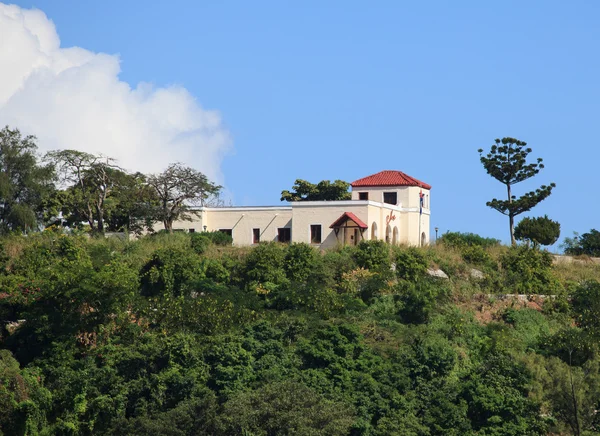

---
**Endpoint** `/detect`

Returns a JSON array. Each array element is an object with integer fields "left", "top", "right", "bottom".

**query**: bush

[
  {"left": 353, "top": 240, "right": 391, "bottom": 273},
  {"left": 244, "top": 242, "right": 288, "bottom": 291},
  {"left": 514, "top": 215, "right": 560, "bottom": 247},
  {"left": 461, "top": 245, "right": 494, "bottom": 267},
  {"left": 439, "top": 232, "right": 500, "bottom": 249},
  {"left": 571, "top": 280, "right": 600, "bottom": 336},
  {"left": 190, "top": 233, "right": 212, "bottom": 255},
  {"left": 393, "top": 247, "right": 428, "bottom": 282},
  {"left": 140, "top": 247, "right": 204, "bottom": 297},
  {"left": 396, "top": 279, "right": 450, "bottom": 324},
  {"left": 284, "top": 243, "right": 320, "bottom": 283},
  {"left": 500, "top": 246, "right": 559, "bottom": 294},
  {"left": 199, "top": 231, "right": 233, "bottom": 246}
]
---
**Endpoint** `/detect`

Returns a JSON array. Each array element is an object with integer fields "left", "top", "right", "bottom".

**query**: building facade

[{"left": 170, "top": 170, "right": 431, "bottom": 248}]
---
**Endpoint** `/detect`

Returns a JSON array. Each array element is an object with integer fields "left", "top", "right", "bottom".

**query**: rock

[
  {"left": 470, "top": 268, "right": 485, "bottom": 280},
  {"left": 427, "top": 268, "right": 448, "bottom": 279}
]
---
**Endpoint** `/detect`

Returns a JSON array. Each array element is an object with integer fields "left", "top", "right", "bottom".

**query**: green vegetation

[
  {"left": 1, "top": 232, "right": 599, "bottom": 435},
  {"left": 563, "top": 229, "right": 600, "bottom": 257},
  {"left": 515, "top": 215, "right": 561, "bottom": 247},
  {"left": 478, "top": 137, "right": 556, "bottom": 245},
  {"left": 280, "top": 179, "right": 351, "bottom": 201}
]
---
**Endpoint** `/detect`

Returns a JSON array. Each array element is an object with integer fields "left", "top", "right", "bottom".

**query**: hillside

[{"left": 0, "top": 231, "right": 599, "bottom": 435}]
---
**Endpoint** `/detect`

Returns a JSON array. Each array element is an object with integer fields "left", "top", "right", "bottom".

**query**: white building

[{"left": 171, "top": 170, "right": 431, "bottom": 248}]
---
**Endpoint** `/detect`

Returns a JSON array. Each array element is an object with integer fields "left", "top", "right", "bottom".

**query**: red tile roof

[
  {"left": 351, "top": 170, "right": 431, "bottom": 189},
  {"left": 329, "top": 212, "right": 368, "bottom": 229}
]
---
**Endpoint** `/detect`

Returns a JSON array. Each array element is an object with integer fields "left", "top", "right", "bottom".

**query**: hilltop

[{"left": 0, "top": 231, "right": 599, "bottom": 435}]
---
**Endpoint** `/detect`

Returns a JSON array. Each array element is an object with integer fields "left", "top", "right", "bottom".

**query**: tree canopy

[
  {"left": 478, "top": 137, "right": 555, "bottom": 245},
  {"left": 281, "top": 179, "right": 351, "bottom": 202},
  {"left": 147, "top": 163, "right": 221, "bottom": 232},
  {"left": 514, "top": 215, "right": 561, "bottom": 247},
  {"left": 0, "top": 126, "right": 55, "bottom": 233}
]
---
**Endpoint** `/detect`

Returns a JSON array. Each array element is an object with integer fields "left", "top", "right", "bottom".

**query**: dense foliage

[
  {"left": 563, "top": 229, "right": 600, "bottom": 257},
  {"left": 280, "top": 179, "right": 351, "bottom": 202},
  {"left": 514, "top": 215, "right": 561, "bottom": 247},
  {"left": 0, "top": 232, "right": 598, "bottom": 435}
]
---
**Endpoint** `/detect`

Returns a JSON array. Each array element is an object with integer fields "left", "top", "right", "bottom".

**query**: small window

[
  {"left": 310, "top": 225, "right": 322, "bottom": 244},
  {"left": 278, "top": 228, "right": 291, "bottom": 243},
  {"left": 189, "top": 228, "right": 195, "bottom": 233},
  {"left": 358, "top": 192, "right": 369, "bottom": 200},
  {"left": 218, "top": 229, "right": 232, "bottom": 236},
  {"left": 173, "top": 229, "right": 184, "bottom": 233},
  {"left": 383, "top": 192, "right": 397, "bottom": 205},
  {"left": 253, "top": 228, "right": 260, "bottom": 244}
]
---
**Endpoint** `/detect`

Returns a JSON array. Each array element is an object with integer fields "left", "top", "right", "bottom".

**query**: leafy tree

[
  {"left": 514, "top": 215, "right": 560, "bottom": 247},
  {"left": 478, "top": 137, "right": 555, "bottom": 245},
  {"left": 0, "top": 126, "right": 55, "bottom": 233},
  {"left": 280, "top": 179, "right": 351, "bottom": 201},
  {"left": 104, "top": 171, "right": 158, "bottom": 234},
  {"left": 218, "top": 380, "right": 355, "bottom": 435},
  {"left": 147, "top": 163, "right": 221, "bottom": 232},
  {"left": 46, "top": 149, "right": 125, "bottom": 233},
  {"left": 562, "top": 229, "right": 600, "bottom": 257}
]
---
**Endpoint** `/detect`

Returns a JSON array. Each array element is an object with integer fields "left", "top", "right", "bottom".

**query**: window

[
  {"left": 218, "top": 229, "right": 232, "bottom": 237},
  {"left": 278, "top": 228, "right": 291, "bottom": 243},
  {"left": 358, "top": 192, "right": 369, "bottom": 200},
  {"left": 253, "top": 228, "right": 260, "bottom": 244},
  {"left": 189, "top": 228, "right": 195, "bottom": 233},
  {"left": 173, "top": 229, "right": 184, "bottom": 233},
  {"left": 310, "top": 225, "right": 322, "bottom": 244},
  {"left": 383, "top": 192, "right": 397, "bottom": 205}
]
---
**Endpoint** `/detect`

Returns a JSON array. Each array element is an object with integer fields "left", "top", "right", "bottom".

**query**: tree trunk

[
  {"left": 164, "top": 219, "right": 173, "bottom": 233},
  {"left": 507, "top": 183, "right": 516, "bottom": 246}
]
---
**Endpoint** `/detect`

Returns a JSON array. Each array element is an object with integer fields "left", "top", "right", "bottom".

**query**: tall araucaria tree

[
  {"left": 478, "top": 137, "right": 555, "bottom": 246},
  {"left": 147, "top": 163, "right": 221, "bottom": 232}
]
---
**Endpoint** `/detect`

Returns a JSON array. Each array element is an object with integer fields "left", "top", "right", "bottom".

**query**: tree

[
  {"left": 478, "top": 138, "right": 555, "bottom": 245},
  {"left": 514, "top": 215, "right": 561, "bottom": 247},
  {"left": 147, "top": 163, "right": 221, "bottom": 232},
  {"left": 562, "top": 229, "right": 600, "bottom": 257},
  {"left": 0, "top": 126, "right": 55, "bottom": 233},
  {"left": 103, "top": 171, "right": 158, "bottom": 234},
  {"left": 46, "top": 149, "right": 123, "bottom": 233},
  {"left": 280, "top": 179, "right": 351, "bottom": 201}
]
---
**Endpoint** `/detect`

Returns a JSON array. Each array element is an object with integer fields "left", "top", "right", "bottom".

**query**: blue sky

[{"left": 5, "top": 1, "right": 600, "bottom": 248}]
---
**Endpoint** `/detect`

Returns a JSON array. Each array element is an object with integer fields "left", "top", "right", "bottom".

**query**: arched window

[
  {"left": 421, "top": 232, "right": 427, "bottom": 247},
  {"left": 385, "top": 225, "right": 391, "bottom": 243},
  {"left": 392, "top": 227, "right": 399, "bottom": 245},
  {"left": 371, "top": 222, "right": 378, "bottom": 240}
]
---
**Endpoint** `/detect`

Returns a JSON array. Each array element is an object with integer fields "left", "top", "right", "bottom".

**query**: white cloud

[{"left": 0, "top": 3, "right": 231, "bottom": 182}]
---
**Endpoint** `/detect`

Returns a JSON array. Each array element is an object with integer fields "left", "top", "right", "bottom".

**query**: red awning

[{"left": 330, "top": 212, "right": 368, "bottom": 229}]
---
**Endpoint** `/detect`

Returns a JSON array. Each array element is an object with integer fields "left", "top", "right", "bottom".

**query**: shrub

[
  {"left": 500, "top": 246, "right": 559, "bottom": 294},
  {"left": 439, "top": 231, "right": 500, "bottom": 249},
  {"left": 396, "top": 279, "right": 450, "bottom": 324},
  {"left": 393, "top": 247, "right": 428, "bottom": 282},
  {"left": 244, "top": 242, "right": 288, "bottom": 291},
  {"left": 571, "top": 280, "right": 600, "bottom": 336},
  {"left": 199, "top": 230, "right": 233, "bottom": 246},
  {"left": 353, "top": 240, "right": 391, "bottom": 273},
  {"left": 140, "top": 247, "right": 203, "bottom": 297},
  {"left": 461, "top": 245, "right": 493, "bottom": 267},
  {"left": 284, "top": 243, "right": 320, "bottom": 283},
  {"left": 190, "top": 233, "right": 212, "bottom": 255}
]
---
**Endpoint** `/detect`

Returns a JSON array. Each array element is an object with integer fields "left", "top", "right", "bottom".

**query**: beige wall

[
  {"left": 172, "top": 207, "right": 292, "bottom": 245},
  {"left": 169, "top": 193, "right": 430, "bottom": 247},
  {"left": 291, "top": 201, "right": 371, "bottom": 249}
]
